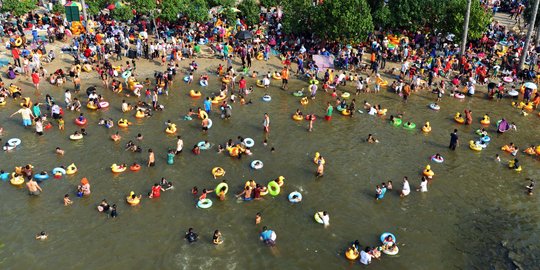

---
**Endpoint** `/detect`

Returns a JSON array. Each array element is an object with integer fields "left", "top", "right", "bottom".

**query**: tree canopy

[
  {"left": 238, "top": 0, "right": 260, "bottom": 26},
  {"left": 1, "top": 0, "right": 37, "bottom": 16},
  {"left": 111, "top": 4, "right": 134, "bottom": 22}
]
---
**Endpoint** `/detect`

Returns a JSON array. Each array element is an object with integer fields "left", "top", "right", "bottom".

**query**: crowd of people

[{"left": 1, "top": 0, "right": 539, "bottom": 266}]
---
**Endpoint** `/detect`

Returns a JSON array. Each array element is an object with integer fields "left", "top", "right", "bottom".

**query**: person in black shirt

[
  {"left": 449, "top": 129, "right": 459, "bottom": 150},
  {"left": 185, "top": 228, "right": 198, "bottom": 243}
]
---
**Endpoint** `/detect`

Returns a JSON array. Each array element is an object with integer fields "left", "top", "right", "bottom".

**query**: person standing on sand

[{"left": 263, "top": 113, "right": 270, "bottom": 133}]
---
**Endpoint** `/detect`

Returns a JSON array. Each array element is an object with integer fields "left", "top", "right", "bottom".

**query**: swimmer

[
  {"left": 64, "top": 194, "right": 73, "bottom": 206},
  {"left": 136, "top": 133, "right": 143, "bottom": 141},
  {"left": 192, "top": 186, "right": 198, "bottom": 197},
  {"left": 55, "top": 147, "right": 65, "bottom": 155},
  {"left": 160, "top": 178, "right": 174, "bottom": 190},
  {"left": 198, "top": 188, "right": 213, "bottom": 201},
  {"left": 192, "top": 145, "right": 201, "bottom": 155},
  {"left": 366, "top": 134, "right": 379, "bottom": 143},
  {"left": 318, "top": 211, "right": 330, "bottom": 228},
  {"left": 263, "top": 139, "right": 268, "bottom": 146},
  {"left": 35, "top": 231, "right": 48, "bottom": 240},
  {"left": 185, "top": 228, "right": 198, "bottom": 243},
  {"left": 526, "top": 179, "right": 535, "bottom": 195},
  {"left": 400, "top": 177, "right": 411, "bottom": 197},
  {"left": 255, "top": 212, "right": 262, "bottom": 225},
  {"left": 97, "top": 199, "right": 110, "bottom": 212},
  {"left": 495, "top": 154, "right": 501, "bottom": 162},
  {"left": 387, "top": 181, "right": 393, "bottom": 191},
  {"left": 213, "top": 230, "right": 223, "bottom": 245},
  {"left": 80, "top": 128, "right": 87, "bottom": 136},
  {"left": 110, "top": 204, "right": 118, "bottom": 218},
  {"left": 213, "top": 167, "right": 225, "bottom": 179},
  {"left": 217, "top": 144, "right": 224, "bottom": 153}
]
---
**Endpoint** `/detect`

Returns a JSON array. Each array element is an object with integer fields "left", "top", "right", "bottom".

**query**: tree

[
  {"left": 87, "top": 0, "right": 107, "bottom": 16},
  {"left": 158, "top": 0, "right": 181, "bottom": 21},
  {"left": 443, "top": 0, "right": 491, "bottom": 41},
  {"left": 260, "top": 0, "right": 280, "bottom": 8},
  {"left": 315, "top": 0, "right": 374, "bottom": 43},
  {"left": 52, "top": 3, "right": 64, "bottom": 14},
  {"left": 238, "top": 0, "right": 260, "bottom": 25},
  {"left": 1, "top": 0, "right": 37, "bottom": 16},
  {"left": 387, "top": 0, "right": 446, "bottom": 30},
  {"left": 282, "top": 0, "right": 316, "bottom": 36},
  {"left": 131, "top": 0, "right": 157, "bottom": 14},
  {"left": 180, "top": 0, "right": 209, "bottom": 22},
  {"left": 111, "top": 4, "right": 134, "bottom": 21},
  {"left": 220, "top": 0, "right": 238, "bottom": 23}
]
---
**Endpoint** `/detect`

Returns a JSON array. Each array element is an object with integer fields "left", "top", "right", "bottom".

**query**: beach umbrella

[
  {"left": 235, "top": 30, "right": 252, "bottom": 40},
  {"left": 523, "top": 82, "right": 537, "bottom": 90}
]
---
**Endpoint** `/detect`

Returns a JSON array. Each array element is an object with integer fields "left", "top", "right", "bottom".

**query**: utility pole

[
  {"left": 519, "top": 0, "right": 540, "bottom": 71},
  {"left": 460, "top": 0, "right": 472, "bottom": 56},
  {"left": 80, "top": 0, "right": 88, "bottom": 23}
]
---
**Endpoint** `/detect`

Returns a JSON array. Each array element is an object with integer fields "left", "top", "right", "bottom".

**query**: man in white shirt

[
  {"left": 51, "top": 102, "right": 61, "bottom": 119},
  {"left": 360, "top": 247, "right": 372, "bottom": 265}
]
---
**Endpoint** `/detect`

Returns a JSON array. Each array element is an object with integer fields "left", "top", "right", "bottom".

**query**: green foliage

[
  {"left": 443, "top": 0, "right": 492, "bottom": 40},
  {"left": 220, "top": 0, "right": 237, "bottom": 23},
  {"left": 131, "top": 0, "right": 157, "bottom": 14},
  {"left": 371, "top": 3, "right": 390, "bottom": 28},
  {"left": 316, "top": 0, "right": 374, "bottom": 43},
  {"left": 283, "top": 0, "right": 373, "bottom": 43},
  {"left": 111, "top": 4, "right": 134, "bottom": 21},
  {"left": 260, "top": 0, "right": 280, "bottom": 8},
  {"left": 87, "top": 0, "right": 107, "bottom": 16},
  {"left": 282, "top": 0, "right": 316, "bottom": 36},
  {"left": 238, "top": 0, "right": 260, "bottom": 25},
  {"left": 1, "top": 0, "right": 37, "bottom": 16},
  {"left": 181, "top": 0, "right": 209, "bottom": 22},
  {"left": 158, "top": 0, "right": 181, "bottom": 21},
  {"left": 52, "top": 3, "right": 64, "bottom": 14}
]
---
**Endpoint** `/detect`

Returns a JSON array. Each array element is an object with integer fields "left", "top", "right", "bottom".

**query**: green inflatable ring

[{"left": 267, "top": 181, "right": 280, "bottom": 196}]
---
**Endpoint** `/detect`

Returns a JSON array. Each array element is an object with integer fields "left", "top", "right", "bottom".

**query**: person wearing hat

[{"left": 79, "top": 178, "right": 91, "bottom": 196}]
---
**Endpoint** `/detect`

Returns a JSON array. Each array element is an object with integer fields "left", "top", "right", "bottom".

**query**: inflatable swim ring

[
  {"left": 345, "top": 248, "right": 359, "bottom": 260},
  {"left": 244, "top": 138, "right": 255, "bottom": 148},
  {"left": 66, "top": 163, "right": 77, "bottom": 175},
  {"left": 288, "top": 191, "right": 302, "bottom": 203},
  {"left": 454, "top": 93, "right": 465, "bottom": 99},
  {"left": 267, "top": 181, "right": 280, "bottom": 196},
  {"left": 341, "top": 92, "right": 350, "bottom": 99},
  {"left": 454, "top": 115, "right": 465, "bottom": 124},
  {"left": 99, "top": 101, "right": 109, "bottom": 109},
  {"left": 135, "top": 110, "right": 145, "bottom": 119},
  {"left": 126, "top": 195, "right": 140, "bottom": 206},
  {"left": 314, "top": 212, "right": 324, "bottom": 224},
  {"left": 121, "top": 70, "right": 131, "bottom": 79},
  {"left": 309, "top": 79, "right": 319, "bottom": 85},
  {"left": 292, "top": 114, "right": 303, "bottom": 121},
  {"left": 111, "top": 164, "right": 127, "bottom": 173},
  {"left": 87, "top": 103, "right": 98, "bottom": 110},
  {"left": 262, "top": 95, "right": 272, "bottom": 102},
  {"left": 197, "top": 199, "right": 213, "bottom": 209},
  {"left": 403, "top": 122, "right": 416, "bottom": 130},
  {"left": 380, "top": 232, "right": 397, "bottom": 244},
  {"left": 293, "top": 91, "right": 304, "bottom": 97},
  {"left": 300, "top": 97, "right": 309, "bottom": 105},
  {"left": 183, "top": 76, "right": 190, "bottom": 82},
  {"left": 392, "top": 118, "right": 402, "bottom": 127},
  {"left": 251, "top": 160, "right": 263, "bottom": 170},
  {"left": 52, "top": 167, "right": 66, "bottom": 176},
  {"left": 75, "top": 118, "right": 87, "bottom": 126},
  {"left": 34, "top": 172, "right": 50, "bottom": 181},
  {"left": 215, "top": 182, "right": 228, "bottom": 195},
  {"left": 480, "top": 116, "right": 490, "bottom": 125},
  {"left": 130, "top": 164, "right": 141, "bottom": 171},
  {"left": 256, "top": 80, "right": 265, "bottom": 88},
  {"left": 481, "top": 135, "right": 491, "bottom": 143},
  {"left": 8, "top": 138, "right": 21, "bottom": 147},
  {"left": 10, "top": 173, "right": 24, "bottom": 186},
  {"left": 383, "top": 246, "right": 400, "bottom": 255},
  {"left": 189, "top": 90, "right": 202, "bottom": 98},
  {"left": 423, "top": 165, "right": 435, "bottom": 177},
  {"left": 199, "top": 80, "right": 208, "bottom": 87},
  {"left": 211, "top": 167, "right": 225, "bottom": 178},
  {"left": 165, "top": 124, "right": 177, "bottom": 134},
  {"left": 118, "top": 119, "right": 130, "bottom": 128},
  {"left": 0, "top": 172, "right": 10, "bottom": 181},
  {"left": 429, "top": 103, "right": 440, "bottom": 111},
  {"left": 377, "top": 109, "right": 387, "bottom": 116},
  {"left": 431, "top": 155, "right": 444, "bottom": 163},
  {"left": 69, "top": 134, "right": 83, "bottom": 140},
  {"left": 272, "top": 72, "right": 281, "bottom": 80},
  {"left": 469, "top": 140, "right": 482, "bottom": 151}
]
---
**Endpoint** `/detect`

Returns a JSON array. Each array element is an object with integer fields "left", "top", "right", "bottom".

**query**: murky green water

[{"left": 0, "top": 63, "right": 539, "bottom": 269}]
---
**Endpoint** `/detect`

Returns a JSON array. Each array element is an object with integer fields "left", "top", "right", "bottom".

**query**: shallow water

[{"left": 0, "top": 67, "right": 539, "bottom": 269}]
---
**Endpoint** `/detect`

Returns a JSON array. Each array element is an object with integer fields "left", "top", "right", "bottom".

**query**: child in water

[
  {"left": 255, "top": 212, "right": 262, "bottom": 225},
  {"left": 35, "top": 231, "right": 48, "bottom": 240}
]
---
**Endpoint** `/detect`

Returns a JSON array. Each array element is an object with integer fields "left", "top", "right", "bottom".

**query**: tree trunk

[
  {"left": 460, "top": 0, "right": 472, "bottom": 56},
  {"left": 519, "top": 0, "right": 540, "bottom": 71}
]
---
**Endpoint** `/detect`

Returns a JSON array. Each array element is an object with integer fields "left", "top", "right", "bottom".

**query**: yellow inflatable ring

[
  {"left": 111, "top": 164, "right": 127, "bottom": 173},
  {"left": 165, "top": 125, "right": 177, "bottom": 134},
  {"left": 10, "top": 173, "right": 24, "bottom": 186},
  {"left": 212, "top": 167, "right": 225, "bottom": 178},
  {"left": 222, "top": 78, "right": 231, "bottom": 84},
  {"left": 189, "top": 90, "right": 202, "bottom": 98},
  {"left": 87, "top": 103, "right": 98, "bottom": 110},
  {"left": 341, "top": 109, "right": 351, "bottom": 116},
  {"left": 14, "top": 37, "right": 22, "bottom": 47},
  {"left": 313, "top": 152, "right": 325, "bottom": 165},
  {"left": 292, "top": 114, "right": 303, "bottom": 121},
  {"left": 66, "top": 163, "right": 78, "bottom": 175},
  {"left": 272, "top": 72, "right": 281, "bottom": 80},
  {"left": 118, "top": 119, "right": 130, "bottom": 128},
  {"left": 256, "top": 80, "right": 265, "bottom": 88},
  {"left": 126, "top": 196, "right": 140, "bottom": 206},
  {"left": 135, "top": 110, "right": 145, "bottom": 118},
  {"left": 199, "top": 111, "right": 208, "bottom": 120}
]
